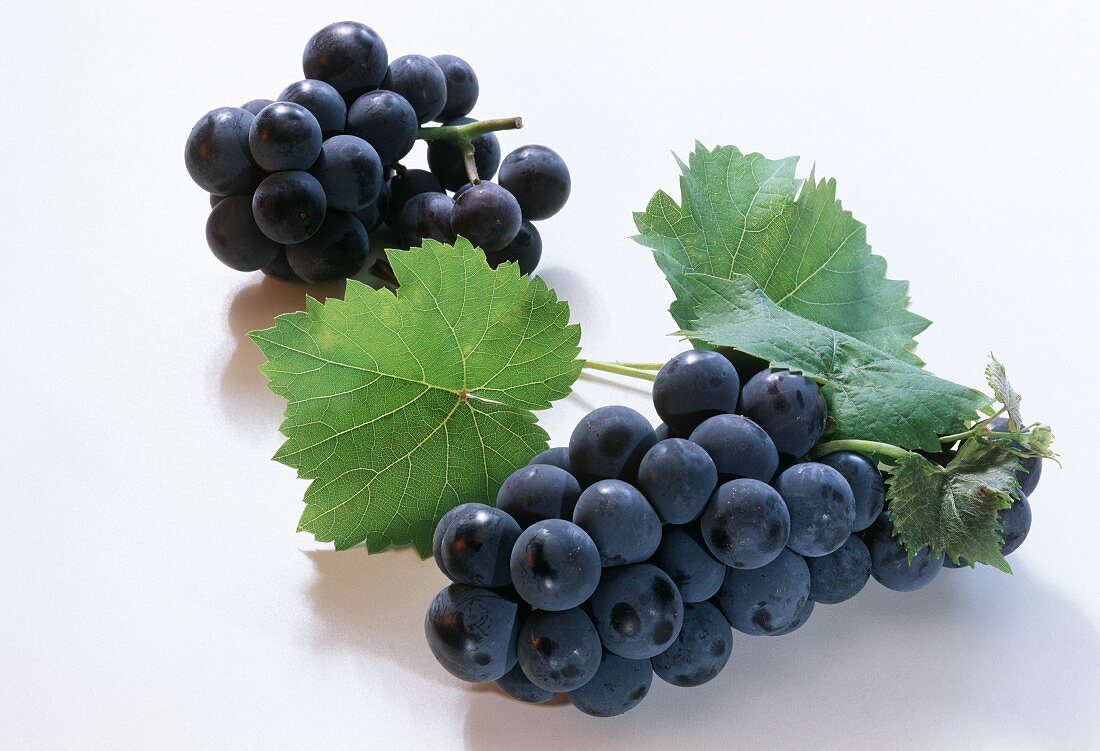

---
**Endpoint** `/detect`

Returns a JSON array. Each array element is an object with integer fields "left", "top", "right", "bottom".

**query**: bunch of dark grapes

[
  {"left": 185, "top": 21, "right": 570, "bottom": 284},
  {"left": 424, "top": 350, "right": 1040, "bottom": 716}
]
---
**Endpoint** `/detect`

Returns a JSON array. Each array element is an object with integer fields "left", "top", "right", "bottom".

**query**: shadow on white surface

[{"left": 461, "top": 567, "right": 1100, "bottom": 750}]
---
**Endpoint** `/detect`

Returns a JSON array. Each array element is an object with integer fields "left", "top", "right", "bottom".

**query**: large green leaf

[
  {"left": 634, "top": 143, "right": 929, "bottom": 363},
  {"left": 682, "top": 273, "right": 989, "bottom": 452},
  {"left": 251, "top": 239, "right": 582, "bottom": 554},
  {"left": 885, "top": 439, "right": 1020, "bottom": 571}
]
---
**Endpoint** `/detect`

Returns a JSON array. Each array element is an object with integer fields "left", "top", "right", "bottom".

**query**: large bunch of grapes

[
  {"left": 185, "top": 21, "right": 569, "bottom": 284},
  {"left": 424, "top": 350, "right": 1038, "bottom": 716}
]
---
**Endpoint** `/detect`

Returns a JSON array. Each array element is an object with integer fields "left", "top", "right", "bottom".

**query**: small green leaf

[
  {"left": 250, "top": 238, "right": 582, "bottom": 554},
  {"left": 986, "top": 354, "right": 1023, "bottom": 429},
  {"left": 682, "top": 273, "right": 989, "bottom": 452},
  {"left": 634, "top": 143, "right": 929, "bottom": 363},
  {"left": 885, "top": 438, "right": 1021, "bottom": 571}
]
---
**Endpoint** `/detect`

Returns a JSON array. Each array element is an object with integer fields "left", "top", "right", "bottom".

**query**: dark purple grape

[
  {"left": 509, "top": 519, "right": 601, "bottom": 611},
  {"left": 433, "top": 503, "right": 484, "bottom": 574},
  {"left": 688, "top": 414, "right": 778, "bottom": 483},
  {"left": 427, "top": 117, "right": 502, "bottom": 189},
  {"left": 438, "top": 504, "right": 522, "bottom": 588},
  {"left": 999, "top": 493, "right": 1032, "bottom": 556},
  {"left": 588, "top": 564, "right": 684, "bottom": 659},
  {"left": 302, "top": 21, "right": 389, "bottom": 103},
  {"left": 451, "top": 182, "right": 522, "bottom": 253},
  {"left": 650, "top": 601, "right": 732, "bottom": 686},
  {"left": 648, "top": 525, "right": 725, "bottom": 603},
  {"left": 495, "top": 464, "right": 581, "bottom": 529},
  {"left": 498, "top": 145, "right": 571, "bottom": 220},
  {"left": 818, "top": 451, "right": 885, "bottom": 532},
  {"left": 395, "top": 192, "right": 456, "bottom": 248},
  {"left": 241, "top": 99, "right": 273, "bottom": 115},
  {"left": 205, "top": 196, "right": 281, "bottom": 271},
  {"left": 386, "top": 169, "right": 444, "bottom": 225},
  {"left": 252, "top": 170, "right": 326, "bottom": 244},
  {"left": 700, "top": 478, "right": 790, "bottom": 569},
  {"left": 714, "top": 548, "right": 810, "bottom": 636},
  {"left": 637, "top": 438, "right": 718, "bottom": 524},
  {"left": 526, "top": 446, "right": 572, "bottom": 474},
  {"left": 484, "top": 220, "right": 541, "bottom": 276},
  {"left": 285, "top": 210, "right": 368, "bottom": 282},
  {"left": 773, "top": 462, "right": 856, "bottom": 557},
  {"left": 248, "top": 102, "right": 323, "bottom": 172},
  {"left": 345, "top": 90, "right": 419, "bottom": 166},
  {"left": 278, "top": 79, "right": 347, "bottom": 138},
  {"left": 310, "top": 135, "right": 383, "bottom": 212},
  {"left": 567, "top": 654, "right": 653, "bottom": 717},
  {"left": 425, "top": 583, "right": 521, "bottom": 683},
  {"left": 652, "top": 350, "right": 740, "bottom": 434},
  {"left": 184, "top": 107, "right": 261, "bottom": 195},
  {"left": 261, "top": 248, "right": 304, "bottom": 283},
  {"left": 432, "top": 54, "right": 479, "bottom": 121},
  {"left": 572, "top": 480, "right": 662, "bottom": 567},
  {"left": 516, "top": 608, "right": 602, "bottom": 692},
  {"left": 863, "top": 514, "right": 944, "bottom": 592},
  {"left": 381, "top": 54, "right": 447, "bottom": 124},
  {"left": 496, "top": 664, "right": 554, "bottom": 703},
  {"left": 806, "top": 535, "right": 871, "bottom": 604},
  {"left": 740, "top": 369, "right": 828, "bottom": 458},
  {"left": 769, "top": 598, "right": 815, "bottom": 636},
  {"left": 568, "top": 405, "right": 657, "bottom": 486}
]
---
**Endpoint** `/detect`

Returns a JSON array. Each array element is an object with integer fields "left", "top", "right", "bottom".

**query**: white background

[{"left": 1, "top": 1, "right": 1097, "bottom": 748}]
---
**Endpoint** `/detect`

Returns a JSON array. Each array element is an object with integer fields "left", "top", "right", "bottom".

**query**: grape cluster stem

[{"left": 416, "top": 117, "right": 524, "bottom": 185}]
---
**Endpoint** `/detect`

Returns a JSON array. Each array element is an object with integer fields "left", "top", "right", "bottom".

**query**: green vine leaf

[
  {"left": 681, "top": 273, "right": 989, "bottom": 452},
  {"left": 633, "top": 143, "right": 929, "bottom": 364},
  {"left": 986, "top": 354, "right": 1023, "bottom": 429},
  {"left": 885, "top": 438, "right": 1022, "bottom": 571},
  {"left": 250, "top": 238, "right": 582, "bottom": 554}
]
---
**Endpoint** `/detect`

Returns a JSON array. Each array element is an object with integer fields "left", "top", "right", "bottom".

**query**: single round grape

[
  {"left": 739, "top": 369, "right": 828, "bottom": 458},
  {"left": 650, "top": 601, "right": 732, "bottom": 686},
  {"left": 999, "top": 493, "right": 1032, "bottom": 556},
  {"left": 241, "top": 98, "right": 273, "bottom": 115},
  {"left": 438, "top": 504, "right": 522, "bottom": 588},
  {"left": 205, "top": 196, "right": 281, "bottom": 271},
  {"left": 653, "top": 423, "right": 686, "bottom": 442},
  {"left": 395, "top": 192, "right": 456, "bottom": 248},
  {"left": 309, "top": 134, "right": 382, "bottom": 212},
  {"left": 184, "top": 107, "right": 261, "bottom": 195},
  {"left": 516, "top": 608, "right": 602, "bottom": 692},
  {"left": 495, "top": 464, "right": 581, "bottom": 529},
  {"left": 424, "top": 583, "right": 521, "bottom": 683},
  {"left": 277, "top": 79, "right": 347, "bottom": 138},
  {"left": 381, "top": 54, "right": 447, "bottom": 124},
  {"left": 248, "top": 102, "right": 323, "bottom": 172},
  {"left": 252, "top": 171, "right": 327, "bottom": 244},
  {"left": 700, "top": 478, "right": 790, "bottom": 569},
  {"left": 688, "top": 414, "right": 779, "bottom": 483},
  {"left": 572, "top": 480, "right": 662, "bottom": 567},
  {"left": 261, "top": 248, "right": 303, "bottom": 283},
  {"left": 209, "top": 193, "right": 230, "bottom": 208},
  {"left": 432, "top": 503, "right": 484, "bottom": 574},
  {"left": 451, "top": 182, "right": 522, "bottom": 253},
  {"left": 714, "top": 548, "right": 810, "bottom": 636},
  {"left": 527, "top": 446, "right": 572, "bottom": 474},
  {"left": 863, "top": 514, "right": 944, "bottom": 592},
  {"left": 589, "top": 564, "right": 684, "bottom": 659},
  {"left": 498, "top": 145, "right": 571, "bottom": 220},
  {"left": 773, "top": 463, "right": 856, "bottom": 557},
  {"left": 637, "top": 438, "right": 718, "bottom": 524},
  {"left": 496, "top": 664, "right": 554, "bottom": 704},
  {"left": 345, "top": 90, "right": 419, "bottom": 166},
  {"left": 285, "top": 210, "right": 368, "bottom": 283},
  {"left": 452, "top": 182, "right": 473, "bottom": 199},
  {"left": 432, "top": 54, "right": 479, "bottom": 121},
  {"left": 818, "top": 451, "right": 885, "bottom": 532},
  {"left": 567, "top": 654, "right": 653, "bottom": 717},
  {"left": 427, "top": 117, "right": 501, "bottom": 190},
  {"left": 353, "top": 198, "right": 384, "bottom": 233},
  {"left": 769, "top": 598, "right": 815, "bottom": 636},
  {"left": 509, "top": 519, "right": 601, "bottom": 611},
  {"left": 385, "top": 169, "right": 444, "bottom": 224},
  {"left": 989, "top": 417, "right": 1043, "bottom": 495},
  {"left": 302, "top": 21, "right": 389, "bottom": 102},
  {"left": 652, "top": 350, "right": 741, "bottom": 434},
  {"left": 648, "top": 525, "right": 725, "bottom": 603},
  {"left": 806, "top": 535, "right": 871, "bottom": 604},
  {"left": 484, "top": 220, "right": 542, "bottom": 276},
  {"left": 568, "top": 405, "right": 657, "bottom": 486}
]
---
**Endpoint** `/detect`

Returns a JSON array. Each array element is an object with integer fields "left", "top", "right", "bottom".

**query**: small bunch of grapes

[
  {"left": 424, "top": 351, "right": 1039, "bottom": 716},
  {"left": 184, "top": 21, "right": 570, "bottom": 284}
]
